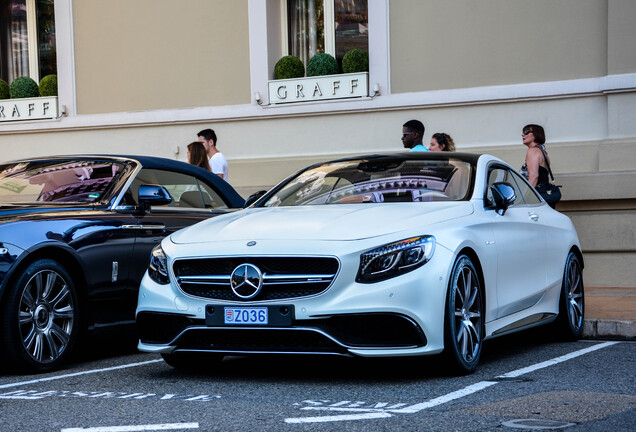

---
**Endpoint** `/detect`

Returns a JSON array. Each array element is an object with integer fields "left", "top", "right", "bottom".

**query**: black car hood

[{"left": 0, "top": 204, "right": 98, "bottom": 223}]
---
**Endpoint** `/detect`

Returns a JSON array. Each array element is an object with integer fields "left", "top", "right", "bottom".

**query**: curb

[{"left": 583, "top": 319, "right": 636, "bottom": 340}]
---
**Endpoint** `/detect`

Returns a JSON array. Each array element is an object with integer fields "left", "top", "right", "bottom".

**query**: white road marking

[
  {"left": 493, "top": 341, "right": 619, "bottom": 379},
  {"left": 61, "top": 423, "right": 199, "bottom": 432},
  {"left": 0, "top": 389, "right": 220, "bottom": 401},
  {"left": 285, "top": 341, "right": 620, "bottom": 423},
  {"left": 0, "top": 359, "right": 163, "bottom": 390},
  {"left": 285, "top": 413, "right": 392, "bottom": 424},
  {"left": 391, "top": 381, "right": 498, "bottom": 414}
]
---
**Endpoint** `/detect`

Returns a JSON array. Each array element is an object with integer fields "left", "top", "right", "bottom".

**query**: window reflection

[
  {"left": 0, "top": 0, "right": 56, "bottom": 84},
  {"left": 335, "top": 0, "right": 367, "bottom": 64},
  {"left": 287, "top": 0, "right": 367, "bottom": 70}
]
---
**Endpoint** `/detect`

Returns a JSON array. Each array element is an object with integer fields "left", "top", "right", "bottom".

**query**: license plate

[{"left": 224, "top": 307, "right": 268, "bottom": 325}]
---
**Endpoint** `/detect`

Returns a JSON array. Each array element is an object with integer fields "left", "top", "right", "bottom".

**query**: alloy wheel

[
  {"left": 451, "top": 258, "right": 483, "bottom": 365},
  {"left": 565, "top": 255, "right": 584, "bottom": 332},
  {"left": 18, "top": 269, "right": 75, "bottom": 364}
]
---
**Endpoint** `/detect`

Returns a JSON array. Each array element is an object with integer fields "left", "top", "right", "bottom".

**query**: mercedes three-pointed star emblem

[{"left": 230, "top": 263, "right": 263, "bottom": 299}]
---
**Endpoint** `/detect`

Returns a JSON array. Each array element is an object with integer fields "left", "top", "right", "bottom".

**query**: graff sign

[
  {"left": 268, "top": 72, "right": 368, "bottom": 104},
  {"left": 0, "top": 97, "right": 58, "bottom": 122}
]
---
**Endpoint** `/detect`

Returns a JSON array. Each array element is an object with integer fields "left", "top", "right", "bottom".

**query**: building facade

[{"left": 1, "top": 0, "right": 635, "bottom": 287}]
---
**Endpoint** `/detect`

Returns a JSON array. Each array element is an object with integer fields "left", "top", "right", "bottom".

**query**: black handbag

[{"left": 537, "top": 148, "right": 561, "bottom": 209}]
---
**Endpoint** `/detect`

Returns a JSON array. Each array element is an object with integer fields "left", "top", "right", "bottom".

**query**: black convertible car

[{"left": 0, "top": 155, "right": 244, "bottom": 372}]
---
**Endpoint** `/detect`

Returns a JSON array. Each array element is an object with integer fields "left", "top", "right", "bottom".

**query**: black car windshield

[
  {"left": 0, "top": 160, "right": 126, "bottom": 204},
  {"left": 262, "top": 158, "right": 473, "bottom": 207}
]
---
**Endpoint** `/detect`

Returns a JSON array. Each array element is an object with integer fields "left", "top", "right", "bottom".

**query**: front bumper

[{"left": 136, "top": 239, "right": 454, "bottom": 358}]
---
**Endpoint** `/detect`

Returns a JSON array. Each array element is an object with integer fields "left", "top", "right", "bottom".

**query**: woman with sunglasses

[
  {"left": 520, "top": 124, "right": 561, "bottom": 209},
  {"left": 519, "top": 124, "right": 551, "bottom": 188}
]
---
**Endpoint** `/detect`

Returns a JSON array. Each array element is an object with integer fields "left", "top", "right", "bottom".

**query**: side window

[
  {"left": 509, "top": 170, "right": 542, "bottom": 205},
  {"left": 127, "top": 169, "right": 228, "bottom": 209},
  {"left": 485, "top": 167, "right": 524, "bottom": 208}
]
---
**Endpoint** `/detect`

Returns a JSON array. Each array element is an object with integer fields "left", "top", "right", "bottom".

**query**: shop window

[
  {"left": 287, "top": 0, "right": 368, "bottom": 68},
  {"left": 0, "top": 0, "right": 56, "bottom": 84}
]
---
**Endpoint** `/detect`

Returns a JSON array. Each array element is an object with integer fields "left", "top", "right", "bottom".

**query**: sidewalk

[{"left": 583, "top": 287, "right": 636, "bottom": 340}]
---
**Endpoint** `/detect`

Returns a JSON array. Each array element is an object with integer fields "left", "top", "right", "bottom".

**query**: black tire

[
  {"left": 554, "top": 252, "right": 585, "bottom": 340},
  {"left": 443, "top": 255, "right": 484, "bottom": 374},
  {"left": 1, "top": 259, "right": 79, "bottom": 372},
  {"left": 161, "top": 352, "right": 223, "bottom": 370}
]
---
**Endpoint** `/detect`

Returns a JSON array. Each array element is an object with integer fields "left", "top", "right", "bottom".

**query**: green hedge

[
  {"left": 39, "top": 74, "right": 58, "bottom": 97},
  {"left": 274, "top": 56, "right": 305, "bottom": 80},
  {"left": 10, "top": 76, "right": 40, "bottom": 98},
  {"left": 0, "top": 79, "right": 9, "bottom": 99},
  {"left": 342, "top": 49, "right": 369, "bottom": 73},
  {"left": 306, "top": 53, "right": 339, "bottom": 77}
]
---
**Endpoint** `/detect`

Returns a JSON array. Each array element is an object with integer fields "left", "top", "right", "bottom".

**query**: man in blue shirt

[{"left": 402, "top": 119, "right": 428, "bottom": 152}]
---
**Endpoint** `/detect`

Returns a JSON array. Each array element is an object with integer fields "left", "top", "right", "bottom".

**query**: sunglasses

[{"left": 522, "top": 129, "right": 533, "bottom": 135}]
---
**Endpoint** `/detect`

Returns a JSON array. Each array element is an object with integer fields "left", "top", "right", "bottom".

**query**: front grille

[{"left": 173, "top": 257, "right": 339, "bottom": 301}]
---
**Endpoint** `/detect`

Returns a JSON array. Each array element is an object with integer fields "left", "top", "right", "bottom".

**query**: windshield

[
  {"left": 262, "top": 158, "right": 473, "bottom": 207},
  {"left": 0, "top": 160, "right": 126, "bottom": 204}
]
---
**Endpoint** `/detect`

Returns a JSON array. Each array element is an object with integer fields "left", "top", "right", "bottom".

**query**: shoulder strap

[{"left": 539, "top": 147, "right": 555, "bottom": 181}]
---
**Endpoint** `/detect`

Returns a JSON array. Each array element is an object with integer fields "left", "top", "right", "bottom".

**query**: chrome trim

[
  {"left": 264, "top": 274, "right": 336, "bottom": 282},
  {"left": 177, "top": 348, "right": 352, "bottom": 357},
  {"left": 178, "top": 275, "right": 230, "bottom": 283},
  {"left": 177, "top": 273, "right": 335, "bottom": 285},
  {"left": 122, "top": 224, "right": 166, "bottom": 230},
  {"left": 159, "top": 325, "right": 419, "bottom": 352},
  {"left": 111, "top": 161, "right": 142, "bottom": 210},
  {"left": 492, "top": 313, "right": 557, "bottom": 336},
  {"left": 170, "top": 255, "right": 342, "bottom": 301}
]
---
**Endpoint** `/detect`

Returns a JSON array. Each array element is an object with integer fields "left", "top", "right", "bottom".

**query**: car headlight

[
  {"left": 148, "top": 244, "right": 169, "bottom": 285},
  {"left": 357, "top": 236, "right": 435, "bottom": 283}
]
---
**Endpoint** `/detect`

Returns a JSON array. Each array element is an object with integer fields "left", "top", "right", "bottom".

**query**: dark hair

[
  {"left": 523, "top": 124, "right": 545, "bottom": 145},
  {"left": 403, "top": 119, "right": 425, "bottom": 136},
  {"left": 187, "top": 141, "right": 211, "bottom": 171},
  {"left": 197, "top": 128, "right": 217, "bottom": 145},
  {"left": 432, "top": 132, "right": 456, "bottom": 152}
]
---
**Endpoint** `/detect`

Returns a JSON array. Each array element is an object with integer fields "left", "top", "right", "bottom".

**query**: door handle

[
  {"left": 528, "top": 212, "right": 539, "bottom": 222},
  {"left": 122, "top": 224, "right": 166, "bottom": 230}
]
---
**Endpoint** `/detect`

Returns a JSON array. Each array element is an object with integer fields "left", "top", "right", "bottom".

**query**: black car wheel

[
  {"left": 1, "top": 259, "right": 79, "bottom": 372},
  {"left": 443, "top": 255, "right": 484, "bottom": 374},
  {"left": 554, "top": 252, "right": 584, "bottom": 340}
]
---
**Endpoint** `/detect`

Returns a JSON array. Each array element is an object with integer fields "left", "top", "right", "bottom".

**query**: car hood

[
  {"left": 171, "top": 202, "right": 474, "bottom": 243},
  {"left": 0, "top": 204, "right": 96, "bottom": 223}
]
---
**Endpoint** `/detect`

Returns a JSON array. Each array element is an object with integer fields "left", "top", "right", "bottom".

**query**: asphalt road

[{"left": 1, "top": 332, "right": 634, "bottom": 432}]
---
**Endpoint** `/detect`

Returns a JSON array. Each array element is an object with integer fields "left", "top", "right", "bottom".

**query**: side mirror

[
  {"left": 490, "top": 182, "right": 516, "bottom": 215},
  {"left": 138, "top": 185, "right": 172, "bottom": 213},
  {"left": 244, "top": 190, "right": 267, "bottom": 208}
]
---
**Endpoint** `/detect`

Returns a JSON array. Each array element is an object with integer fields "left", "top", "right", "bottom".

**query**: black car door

[{"left": 126, "top": 168, "right": 233, "bottom": 290}]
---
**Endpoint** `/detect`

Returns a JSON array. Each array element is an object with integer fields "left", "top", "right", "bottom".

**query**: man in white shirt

[{"left": 197, "top": 128, "right": 229, "bottom": 181}]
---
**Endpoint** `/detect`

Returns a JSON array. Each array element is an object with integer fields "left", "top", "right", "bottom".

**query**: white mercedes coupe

[{"left": 136, "top": 153, "right": 584, "bottom": 373}]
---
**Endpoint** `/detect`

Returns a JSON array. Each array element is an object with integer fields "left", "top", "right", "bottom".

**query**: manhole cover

[{"left": 502, "top": 419, "right": 576, "bottom": 430}]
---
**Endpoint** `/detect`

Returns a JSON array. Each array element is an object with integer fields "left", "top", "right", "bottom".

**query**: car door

[
  {"left": 484, "top": 165, "right": 548, "bottom": 319},
  {"left": 126, "top": 168, "right": 233, "bottom": 287}
]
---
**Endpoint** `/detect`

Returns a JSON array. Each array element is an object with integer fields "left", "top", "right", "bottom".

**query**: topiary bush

[
  {"left": 306, "top": 53, "right": 339, "bottom": 77},
  {"left": 0, "top": 79, "right": 9, "bottom": 99},
  {"left": 39, "top": 74, "right": 58, "bottom": 96},
  {"left": 342, "top": 49, "right": 369, "bottom": 73},
  {"left": 10, "top": 76, "right": 39, "bottom": 98},
  {"left": 274, "top": 56, "right": 305, "bottom": 80}
]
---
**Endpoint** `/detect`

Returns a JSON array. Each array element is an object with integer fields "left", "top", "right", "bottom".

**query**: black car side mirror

[
  {"left": 138, "top": 185, "right": 172, "bottom": 213},
  {"left": 244, "top": 190, "right": 267, "bottom": 208},
  {"left": 490, "top": 182, "right": 516, "bottom": 215}
]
